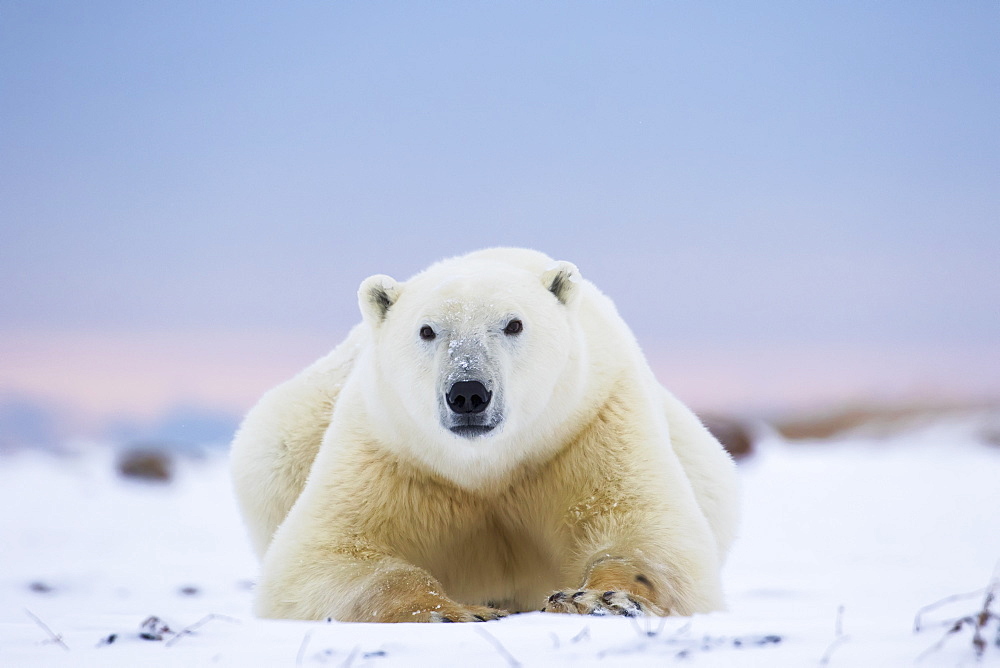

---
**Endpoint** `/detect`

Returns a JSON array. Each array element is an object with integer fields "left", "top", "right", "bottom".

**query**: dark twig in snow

[
  {"left": 164, "top": 613, "right": 240, "bottom": 647},
  {"left": 916, "top": 573, "right": 999, "bottom": 662},
  {"left": 474, "top": 626, "right": 521, "bottom": 667},
  {"left": 139, "top": 615, "right": 174, "bottom": 641},
  {"left": 819, "top": 605, "right": 849, "bottom": 665},
  {"left": 913, "top": 587, "right": 988, "bottom": 632},
  {"left": 95, "top": 633, "right": 117, "bottom": 647},
  {"left": 598, "top": 618, "right": 780, "bottom": 660},
  {"left": 24, "top": 608, "right": 69, "bottom": 650}
]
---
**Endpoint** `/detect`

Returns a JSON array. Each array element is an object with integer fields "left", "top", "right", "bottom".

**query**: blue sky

[{"left": 1, "top": 2, "right": 998, "bottom": 445}]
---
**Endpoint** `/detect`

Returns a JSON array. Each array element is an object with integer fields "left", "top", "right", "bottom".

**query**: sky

[{"left": 1, "top": 1, "right": 998, "bottom": 447}]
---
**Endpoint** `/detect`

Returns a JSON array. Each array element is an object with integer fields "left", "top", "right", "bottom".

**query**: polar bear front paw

[
  {"left": 543, "top": 590, "right": 659, "bottom": 617},
  {"left": 423, "top": 604, "right": 509, "bottom": 623}
]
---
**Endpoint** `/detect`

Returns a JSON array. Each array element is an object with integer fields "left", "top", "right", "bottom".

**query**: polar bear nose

[{"left": 446, "top": 381, "right": 492, "bottom": 414}]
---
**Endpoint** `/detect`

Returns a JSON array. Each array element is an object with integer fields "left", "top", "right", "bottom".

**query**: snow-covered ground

[{"left": 2, "top": 418, "right": 999, "bottom": 666}]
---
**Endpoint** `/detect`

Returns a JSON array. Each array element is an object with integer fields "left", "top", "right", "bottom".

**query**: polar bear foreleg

[
  {"left": 543, "top": 531, "right": 723, "bottom": 617},
  {"left": 339, "top": 562, "right": 510, "bottom": 623},
  {"left": 255, "top": 549, "right": 509, "bottom": 623},
  {"left": 542, "top": 555, "right": 669, "bottom": 617}
]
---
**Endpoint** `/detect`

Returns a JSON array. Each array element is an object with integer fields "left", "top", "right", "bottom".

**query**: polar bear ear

[
  {"left": 541, "top": 261, "right": 580, "bottom": 305},
  {"left": 358, "top": 274, "right": 401, "bottom": 325}
]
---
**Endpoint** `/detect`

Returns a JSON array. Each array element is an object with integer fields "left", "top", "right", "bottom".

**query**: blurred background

[{"left": 2, "top": 1, "right": 998, "bottom": 454}]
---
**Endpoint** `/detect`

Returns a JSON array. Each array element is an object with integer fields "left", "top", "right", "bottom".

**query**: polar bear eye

[
  {"left": 419, "top": 325, "right": 436, "bottom": 341},
  {"left": 504, "top": 319, "right": 523, "bottom": 336}
]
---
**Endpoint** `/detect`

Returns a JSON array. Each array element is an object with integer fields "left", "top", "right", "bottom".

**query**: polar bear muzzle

[{"left": 443, "top": 379, "right": 501, "bottom": 438}]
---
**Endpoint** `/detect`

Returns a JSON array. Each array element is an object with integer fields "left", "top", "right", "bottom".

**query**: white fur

[{"left": 230, "top": 248, "right": 740, "bottom": 621}]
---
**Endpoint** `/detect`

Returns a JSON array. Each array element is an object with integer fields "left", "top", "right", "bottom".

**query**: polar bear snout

[
  {"left": 446, "top": 380, "right": 492, "bottom": 414},
  {"left": 442, "top": 379, "right": 502, "bottom": 438}
]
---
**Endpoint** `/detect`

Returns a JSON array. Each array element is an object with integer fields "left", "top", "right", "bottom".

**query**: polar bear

[{"left": 230, "top": 248, "right": 739, "bottom": 622}]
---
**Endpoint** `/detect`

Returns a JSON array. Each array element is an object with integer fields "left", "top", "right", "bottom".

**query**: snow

[{"left": 1, "top": 421, "right": 999, "bottom": 666}]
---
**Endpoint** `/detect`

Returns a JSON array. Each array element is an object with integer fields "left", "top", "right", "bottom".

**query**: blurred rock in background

[
  {"left": 774, "top": 402, "right": 1000, "bottom": 443},
  {"left": 117, "top": 447, "right": 174, "bottom": 483}
]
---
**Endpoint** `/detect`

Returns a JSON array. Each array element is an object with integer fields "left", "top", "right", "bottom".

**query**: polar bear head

[{"left": 355, "top": 248, "right": 591, "bottom": 487}]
